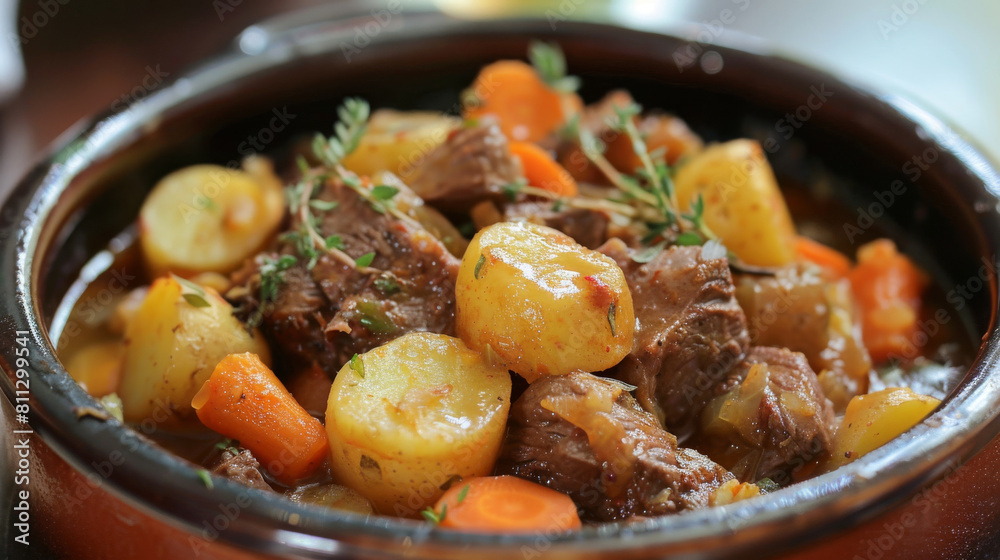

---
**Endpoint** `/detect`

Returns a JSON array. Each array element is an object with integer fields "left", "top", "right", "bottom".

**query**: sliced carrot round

[{"left": 434, "top": 475, "right": 581, "bottom": 532}]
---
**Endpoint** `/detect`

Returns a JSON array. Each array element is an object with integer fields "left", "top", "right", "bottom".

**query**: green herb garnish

[
  {"left": 757, "top": 478, "right": 780, "bottom": 494},
  {"left": 607, "top": 302, "right": 617, "bottom": 337},
  {"left": 313, "top": 97, "right": 370, "bottom": 168},
  {"left": 355, "top": 252, "right": 375, "bottom": 268},
  {"left": 501, "top": 180, "right": 526, "bottom": 202},
  {"left": 371, "top": 185, "right": 399, "bottom": 201},
  {"left": 373, "top": 277, "right": 401, "bottom": 295},
  {"left": 456, "top": 485, "right": 470, "bottom": 505},
  {"left": 350, "top": 353, "right": 365, "bottom": 379},
  {"left": 325, "top": 235, "right": 345, "bottom": 250},
  {"left": 474, "top": 254, "right": 486, "bottom": 279},
  {"left": 421, "top": 503, "right": 447, "bottom": 525},
  {"left": 309, "top": 199, "right": 339, "bottom": 212},
  {"left": 675, "top": 232, "right": 704, "bottom": 246},
  {"left": 631, "top": 242, "right": 666, "bottom": 264},
  {"left": 196, "top": 469, "right": 214, "bottom": 489},
  {"left": 183, "top": 293, "right": 211, "bottom": 308},
  {"left": 528, "top": 41, "right": 580, "bottom": 93}
]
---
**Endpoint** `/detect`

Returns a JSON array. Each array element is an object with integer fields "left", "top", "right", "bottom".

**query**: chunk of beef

[
  {"left": 598, "top": 238, "right": 750, "bottom": 436},
  {"left": 735, "top": 265, "right": 871, "bottom": 411},
  {"left": 497, "top": 372, "right": 732, "bottom": 522},
  {"left": 557, "top": 90, "right": 704, "bottom": 184},
  {"left": 230, "top": 178, "right": 459, "bottom": 374},
  {"left": 699, "top": 347, "right": 836, "bottom": 483},
  {"left": 407, "top": 119, "right": 521, "bottom": 212},
  {"left": 210, "top": 449, "right": 273, "bottom": 492},
  {"left": 471, "top": 200, "right": 609, "bottom": 249}
]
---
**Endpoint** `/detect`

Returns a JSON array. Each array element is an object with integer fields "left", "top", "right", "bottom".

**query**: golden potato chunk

[
  {"left": 117, "top": 276, "right": 271, "bottom": 424},
  {"left": 341, "top": 109, "right": 459, "bottom": 182},
  {"left": 674, "top": 139, "right": 797, "bottom": 267},
  {"left": 326, "top": 333, "right": 511, "bottom": 516},
  {"left": 456, "top": 221, "right": 634, "bottom": 382},
  {"left": 139, "top": 158, "right": 284, "bottom": 278},
  {"left": 824, "top": 387, "right": 940, "bottom": 471}
]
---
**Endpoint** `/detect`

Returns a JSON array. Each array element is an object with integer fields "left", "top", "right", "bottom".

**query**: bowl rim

[{"left": 3, "top": 7, "right": 1000, "bottom": 559}]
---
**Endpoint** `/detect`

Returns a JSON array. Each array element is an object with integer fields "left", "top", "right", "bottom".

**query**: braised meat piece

[
  {"left": 470, "top": 200, "right": 610, "bottom": 250},
  {"left": 699, "top": 347, "right": 836, "bottom": 483},
  {"left": 407, "top": 119, "right": 521, "bottom": 212},
  {"left": 557, "top": 90, "right": 704, "bottom": 184},
  {"left": 230, "top": 178, "right": 459, "bottom": 375},
  {"left": 497, "top": 372, "right": 732, "bottom": 522},
  {"left": 210, "top": 448, "right": 273, "bottom": 492},
  {"left": 598, "top": 239, "right": 750, "bottom": 436},
  {"left": 735, "top": 265, "right": 871, "bottom": 411}
]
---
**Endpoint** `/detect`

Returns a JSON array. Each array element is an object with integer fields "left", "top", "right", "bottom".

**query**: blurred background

[{"left": 0, "top": 0, "right": 996, "bottom": 198}]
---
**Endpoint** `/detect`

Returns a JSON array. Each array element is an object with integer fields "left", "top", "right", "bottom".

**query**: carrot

[
  {"left": 192, "top": 353, "right": 329, "bottom": 484},
  {"left": 508, "top": 141, "right": 579, "bottom": 197},
  {"left": 848, "top": 239, "right": 928, "bottom": 363},
  {"left": 463, "top": 60, "right": 581, "bottom": 143},
  {"left": 796, "top": 236, "right": 852, "bottom": 280},
  {"left": 431, "top": 476, "right": 581, "bottom": 532}
]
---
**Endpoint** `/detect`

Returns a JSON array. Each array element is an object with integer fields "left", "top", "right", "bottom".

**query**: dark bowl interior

[{"left": 3, "top": 10, "right": 1000, "bottom": 559}]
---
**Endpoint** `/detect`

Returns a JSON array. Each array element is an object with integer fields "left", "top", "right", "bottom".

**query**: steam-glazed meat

[
  {"left": 407, "top": 119, "right": 521, "bottom": 212},
  {"left": 699, "top": 347, "right": 836, "bottom": 483},
  {"left": 230, "top": 178, "right": 459, "bottom": 375},
  {"left": 735, "top": 265, "right": 871, "bottom": 411},
  {"left": 598, "top": 238, "right": 750, "bottom": 436},
  {"left": 210, "top": 448, "right": 272, "bottom": 492},
  {"left": 497, "top": 372, "right": 732, "bottom": 522},
  {"left": 501, "top": 201, "right": 609, "bottom": 249}
]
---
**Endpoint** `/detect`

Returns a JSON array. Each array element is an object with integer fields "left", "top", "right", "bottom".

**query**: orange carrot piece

[
  {"left": 192, "top": 353, "right": 329, "bottom": 484},
  {"left": 433, "top": 476, "right": 581, "bottom": 532},
  {"left": 463, "top": 60, "right": 581, "bottom": 143},
  {"left": 508, "top": 141, "right": 579, "bottom": 197},
  {"left": 796, "top": 236, "right": 852, "bottom": 280},
  {"left": 848, "top": 239, "right": 928, "bottom": 363}
]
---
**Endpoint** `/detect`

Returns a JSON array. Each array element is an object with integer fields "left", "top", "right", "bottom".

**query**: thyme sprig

[{"left": 528, "top": 40, "right": 580, "bottom": 93}]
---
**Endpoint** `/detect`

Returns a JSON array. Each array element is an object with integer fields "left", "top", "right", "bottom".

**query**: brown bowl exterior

[{"left": 3, "top": 6, "right": 1000, "bottom": 560}]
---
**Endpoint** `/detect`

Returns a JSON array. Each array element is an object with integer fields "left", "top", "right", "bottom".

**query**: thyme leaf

[
  {"left": 196, "top": 469, "right": 214, "bottom": 489},
  {"left": 350, "top": 353, "right": 365, "bottom": 379},
  {"left": 370, "top": 185, "right": 399, "bottom": 201},
  {"left": 474, "top": 254, "right": 486, "bottom": 279},
  {"left": 608, "top": 302, "right": 617, "bottom": 337},
  {"left": 421, "top": 503, "right": 447, "bottom": 525},
  {"left": 355, "top": 252, "right": 375, "bottom": 268},
  {"left": 183, "top": 293, "right": 211, "bottom": 308},
  {"left": 528, "top": 41, "right": 580, "bottom": 93}
]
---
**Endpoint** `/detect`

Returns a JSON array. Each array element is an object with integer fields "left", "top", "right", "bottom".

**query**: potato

[
  {"left": 64, "top": 340, "right": 124, "bottom": 398},
  {"left": 456, "top": 221, "right": 634, "bottom": 382},
  {"left": 825, "top": 387, "right": 940, "bottom": 471},
  {"left": 139, "top": 157, "right": 284, "bottom": 278},
  {"left": 674, "top": 139, "right": 797, "bottom": 267},
  {"left": 341, "top": 110, "right": 459, "bottom": 183},
  {"left": 325, "top": 333, "right": 511, "bottom": 516},
  {"left": 117, "top": 276, "right": 271, "bottom": 424}
]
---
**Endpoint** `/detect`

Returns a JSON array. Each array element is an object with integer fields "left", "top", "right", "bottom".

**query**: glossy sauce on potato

[{"left": 456, "top": 221, "right": 635, "bottom": 382}]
